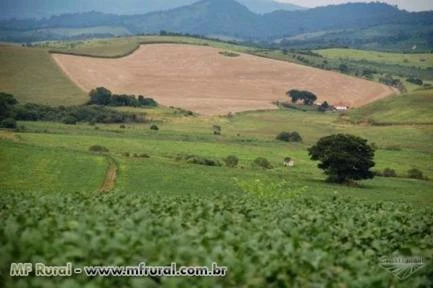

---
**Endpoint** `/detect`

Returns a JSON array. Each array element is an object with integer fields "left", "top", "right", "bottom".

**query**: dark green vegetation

[
  {"left": 176, "top": 154, "right": 222, "bottom": 167},
  {"left": 1, "top": 1, "right": 432, "bottom": 52},
  {"left": 308, "top": 134, "right": 376, "bottom": 183},
  {"left": 406, "top": 77, "right": 423, "bottom": 86},
  {"left": 0, "top": 93, "right": 147, "bottom": 124},
  {"left": 252, "top": 157, "right": 273, "bottom": 169},
  {"left": 0, "top": 92, "right": 18, "bottom": 128},
  {"left": 287, "top": 89, "right": 318, "bottom": 105},
  {"left": 223, "top": 155, "right": 239, "bottom": 168},
  {"left": 276, "top": 131, "right": 302, "bottom": 143},
  {"left": 88, "top": 87, "right": 157, "bottom": 107},
  {"left": 89, "top": 144, "right": 109, "bottom": 153},
  {"left": 407, "top": 168, "right": 427, "bottom": 180},
  {"left": 218, "top": 51, "right": 240, "bottom": 57},
  {"left": 2, "top": 182, "right": 432, "bottom": 287}
]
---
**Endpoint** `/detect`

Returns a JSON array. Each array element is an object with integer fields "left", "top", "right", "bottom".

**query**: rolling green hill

[
  {"left": 347, "top": 88, "right": 433, "bottom": 125},
  {"left": 315, "top": 48, "right": 433, "bottom": 70},
  {"left": 2, "top": 35, "right": 432, "bottom": 107},
  {"left": 0, "top": 44, "right": 86, "bottom": 105}
]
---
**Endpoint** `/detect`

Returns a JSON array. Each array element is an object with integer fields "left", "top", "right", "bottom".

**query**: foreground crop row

[{"left": 1, "top": 187, "right": 432, "bottom": 288}]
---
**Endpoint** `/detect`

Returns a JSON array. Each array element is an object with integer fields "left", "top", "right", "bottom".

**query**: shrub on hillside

[
  {"left": 213, "top": 125, "right": 221, "bottom": 135},
  {"left": 382, "top": 168, "right": 397, "bottom": 177},
  {"left": 224, "top": 155, "right": 239, "bottom": 168},
  {"left": 379, "top": 75, "right": 404, "bottom": 91},
  {"left": 0, "top": 92, "right": 18, "bottom": 120},
  {"left": 253, "top": 157, "right": 273, "bottom": 169},
  {"left": 137, "top": 153, "right": 150, "bottom": 158},
  {"left": 89, "top": 145, "right": 109, "bottom": 153},
  {"left": 0, "top": 117, "right": 17, "bottom": 129},
  {"left": 219, "top": 51, "right": 240, "bottom": 57},
  {"left": 150, "top": 124, "right": 159, "bottom": 131},
  {"left": 339, "top": 63, "right": 349, "bottom": 73},
  {"left": 370, "top": 142, "right": 379, "bottom": 151},
  {"left": 176, "top": 154, "right": 222, "bottom": 167},
  {"left": 276, "top": 131, "right": 303, "bottom": 142},
  {"left": 407, "top": 168, "right": 425, "bottom": 180},
  {"left": 63, "top": 115, "right": 77, "bottom": 125},
  {"left": 384, "top": 145, "right": 401, "bottom": 151},
  {"left": 406, "top": 77, "right": 423, "bottom": 86},
  {"left": 318, "top": 101, "right": 330, "bottom": 112}
]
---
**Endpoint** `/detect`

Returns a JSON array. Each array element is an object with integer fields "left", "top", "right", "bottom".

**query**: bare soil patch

[{"left": 52, "top": 44, "right": 396, "bottom": 115}]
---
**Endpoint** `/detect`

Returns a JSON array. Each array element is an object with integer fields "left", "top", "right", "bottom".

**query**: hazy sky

[{"left": 276, "top": 0, "right": 433, "bottom": 11}]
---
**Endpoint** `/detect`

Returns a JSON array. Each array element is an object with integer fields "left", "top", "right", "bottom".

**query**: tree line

[
  {"left": 88, "top": 87, "right": 158, "bottom": 107},
  {"left": 0, "top": 92, "right": 148, "bottom": 128}
]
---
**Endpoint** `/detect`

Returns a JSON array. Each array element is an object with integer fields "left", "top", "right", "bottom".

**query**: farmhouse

[
  {"left": 335, "top": 106, "right": 349, "bottom": 111},
  {"left": 284, "top": 157, "right": 295, "bottom": 167}
]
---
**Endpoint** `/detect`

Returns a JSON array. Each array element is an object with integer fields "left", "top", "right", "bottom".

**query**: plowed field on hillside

[{"left": 53, "top": 44, "right": 396, "bottom": 115}]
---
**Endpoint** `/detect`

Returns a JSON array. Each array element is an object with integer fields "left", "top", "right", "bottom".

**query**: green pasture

[
  {"left": 0, "top": 140, "right": 106, "bottom": 194},
  {"left": 0, "top": 44, "right": 86, "bottom": 105},
  {"left": 347, "top": 88, "right": 433, "bottom": 124},
  {"left": 315, "top": 48, "right": 433, "bottom": 70},
  {"left": 44, "top": 35, "right": 253, "bottom": 58},
  {"left": 1, "top": 104, "right": 433, "bottom": 287}
]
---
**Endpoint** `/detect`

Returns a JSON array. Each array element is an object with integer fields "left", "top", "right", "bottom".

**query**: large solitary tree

[{"left": 308, "top": 134, "right": 375, "bottom": 183}]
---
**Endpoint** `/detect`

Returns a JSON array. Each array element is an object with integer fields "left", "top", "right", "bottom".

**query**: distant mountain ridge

[
  {"left": 0, "top": 0, "right": 432, "bottom": 51},
  {"left": 0, "top": 0, "right": 304, "bottom": 20}
]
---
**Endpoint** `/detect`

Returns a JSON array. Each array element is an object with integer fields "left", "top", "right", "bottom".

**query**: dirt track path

[{"left": 99, "top": 156, "right": 117, "bottom": 193}]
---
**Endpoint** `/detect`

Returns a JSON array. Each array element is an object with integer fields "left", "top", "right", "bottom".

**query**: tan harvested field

[{"left": 52, "top": 44, "right": 396, "bottom": 115}]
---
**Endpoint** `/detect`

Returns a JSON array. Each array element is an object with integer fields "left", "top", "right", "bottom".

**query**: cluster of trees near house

[
  {"left": 287, "top": 89, "right": 318, "bottom": 105},
  {"left": 285, "top": 89, "right": 334, "bottom": 112}
]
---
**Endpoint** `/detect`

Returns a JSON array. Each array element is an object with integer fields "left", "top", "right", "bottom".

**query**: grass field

[
  {"left": 315, "top": 48, "right": 433, "bottom": 70},
  {"left": 1, "top": 105, "right": 433, "bottom": 287},
  {"left": 0, "top": 140, "right": 107, "bottom": 194},
  {"left": 0, "top": 44, "right": 86, "bottom": 105},
  {"left": 347, "top": 88, "right": 433, "bottom": 124},
  {"left": 44, "top": 36, "right": 252, "bottom": 58}
]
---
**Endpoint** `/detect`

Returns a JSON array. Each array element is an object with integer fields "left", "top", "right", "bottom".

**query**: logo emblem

[{"left": 379, "top": 256, "right": 426, "bottom": 280}]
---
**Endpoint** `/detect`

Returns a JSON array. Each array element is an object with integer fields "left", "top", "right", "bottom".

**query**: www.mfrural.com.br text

[{"left": 10, "top": 262, "right": 227, "bottom": 277}]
